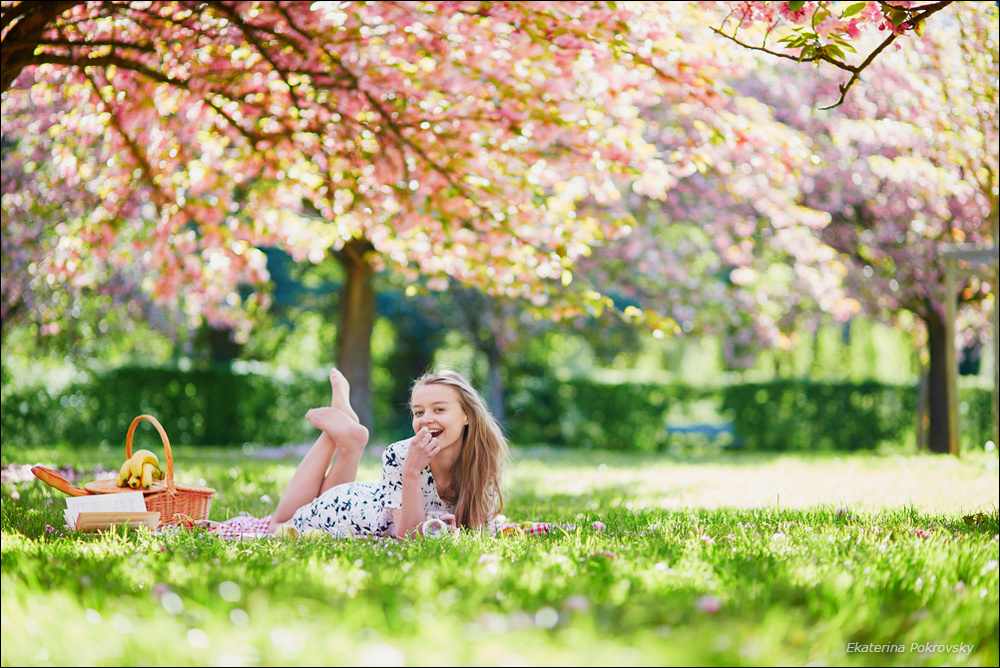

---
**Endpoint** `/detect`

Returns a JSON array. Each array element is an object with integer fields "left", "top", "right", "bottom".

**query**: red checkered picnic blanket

[{"left": 211, "top": 514, "right": 272, "bottom": 540}]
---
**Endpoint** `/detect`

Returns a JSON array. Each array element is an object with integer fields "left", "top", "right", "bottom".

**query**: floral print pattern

[{"left": 289, "top": 438, "right": 453, "bottom": 537}]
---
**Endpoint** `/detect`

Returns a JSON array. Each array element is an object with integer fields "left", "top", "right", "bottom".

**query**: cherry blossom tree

[
  {"left": 591, "top": 1, "right": 996, "bottom": 453},
  {"left": 0, "top": 1, "right": 754, "bottom": 426},
  {"left": 786, "top": 3, "right": 998, "bottom": 453},
  {"left": 536, "top": 3, "right": 982, "bottom": 373},
  {"left": 2, "top": 1, "right": 978, "bottom": 432},
  {"left": 573, "top": 21, "right": 848, "bottom": 367}
]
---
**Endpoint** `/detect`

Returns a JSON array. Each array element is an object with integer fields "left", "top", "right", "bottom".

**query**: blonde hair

[{"left": 411, "top": 370, "right": 507, "bottom": 530}]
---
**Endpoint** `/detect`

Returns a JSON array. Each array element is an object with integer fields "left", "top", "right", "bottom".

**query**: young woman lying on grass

[{"left": 266, "top": 368, "right": 507, "bottom": 539}]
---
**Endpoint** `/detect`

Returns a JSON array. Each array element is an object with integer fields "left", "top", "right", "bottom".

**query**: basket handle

[{"left": 126, "top": 415, "right": 175, "bottom": 492}]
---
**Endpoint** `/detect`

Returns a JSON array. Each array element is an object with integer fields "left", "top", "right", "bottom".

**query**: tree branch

[
  {"left": 821, "top": 1, "right": 955, "bottom": 109},
  {"left": 20, "top": 51, "right": 180, "bottom": 85},
  {"left": 204, "top": 1, "right": 306, "bottom": 118},
  {"left": 713, "top": 0, "right": 955, "bottom": 108},
  {"left": 820, "top": 32, "right": 898, "bottom": 109},
  {"left": 1, "top": 0, "right": 86, "bottom": 91},
  {"left": 81, "top": 66, "right": 165, "bottom": 215},
  {"left": 3, "top": 37, "right": 160, "bottom": 57},
  {"left": 711, "top": 27, "right": 857, "bottom": 73}
]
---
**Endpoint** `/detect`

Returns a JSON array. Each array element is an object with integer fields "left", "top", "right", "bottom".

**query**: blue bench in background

[{"left": 665, "top": 423, "right": 744, "bottom": 449}]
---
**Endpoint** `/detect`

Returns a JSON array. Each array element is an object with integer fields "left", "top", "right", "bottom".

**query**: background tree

[
  {"left": 782, "top": 3, "right": 998, "bottom": 453},
  {"left": 1, "top": 1, "right": 802, "bottom": 426},
  {"left": 591, "top": 1, "right": 996, "bottom": 453},
  {"left": 3, "top": 1, "right": 984, "bottom": 434},
  {"left": 578, "top": 39, "right": 850, "bottom": 369}
]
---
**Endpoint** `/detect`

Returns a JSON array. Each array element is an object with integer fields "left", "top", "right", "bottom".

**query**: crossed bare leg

[{"left": 268, "top": 368, "right": 369, "bottom": 530}]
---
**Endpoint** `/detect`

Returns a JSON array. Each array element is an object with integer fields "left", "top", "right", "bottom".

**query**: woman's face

[{"left": 411, "top": 383, "right": 469, "bottom": 451}]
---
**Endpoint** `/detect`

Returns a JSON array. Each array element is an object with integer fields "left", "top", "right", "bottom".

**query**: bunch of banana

[{"left": 116, "top": 449, "right": 165, "bottom": 489}]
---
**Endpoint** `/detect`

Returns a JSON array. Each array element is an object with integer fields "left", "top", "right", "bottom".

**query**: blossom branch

[{"left": 713, "top": 0, "right": 955, "bottom": 108}]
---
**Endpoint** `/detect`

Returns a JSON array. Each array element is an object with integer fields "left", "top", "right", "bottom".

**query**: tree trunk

[
  {"left": 485, "top": 345, "right": 505, "bottom": 427},
  {"left": 915, "top": 369, "right": 929, "bottom": 451},
  {"left": 384, "top": 299, "right": 443, "bottom": 441},
  {"left": 204, "top": 324, "right": 242, "bottom": 369},
  {"left": 336, "top": 238, "right": 376, "bottom": 430},
  {"left": 924, "top": 310, "right": 952, "bottom": 454}
]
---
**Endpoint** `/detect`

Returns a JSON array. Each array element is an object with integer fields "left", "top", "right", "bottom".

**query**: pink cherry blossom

[{"left": 695, "top": 595, "right": 722, "bottom": 614}]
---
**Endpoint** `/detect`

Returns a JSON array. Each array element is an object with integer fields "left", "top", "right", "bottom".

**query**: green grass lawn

[{"left": 2, "top": 444, "right": 998, "bottom": 666}]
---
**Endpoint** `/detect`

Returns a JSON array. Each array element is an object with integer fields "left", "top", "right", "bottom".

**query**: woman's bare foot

[
  {"left": 306, "top": 406, "right": 350, "bottom": 433},
  {"left": 329, "top": 368, "right": 360, "bottom": 423},
  {"left": 305, "top": 406, "right": 369, "bottom": 455}
]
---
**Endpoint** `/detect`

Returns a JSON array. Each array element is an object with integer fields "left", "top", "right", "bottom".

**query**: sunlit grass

[
  {"left": 507, "top": 447, "right": 1000, "bottom": 515},
  {"left": 2, "top": 445, "right": 998, "bottom": 666}
]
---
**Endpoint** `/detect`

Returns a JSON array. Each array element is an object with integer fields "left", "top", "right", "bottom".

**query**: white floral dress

[{"left": 289, "top": 438, "right": 453, "bottom": 537}]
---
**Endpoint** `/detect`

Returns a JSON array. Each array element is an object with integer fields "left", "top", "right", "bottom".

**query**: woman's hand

[
  {"left": 402, "top": 427, "right": 439, "bottom": 476},
  {"left": 394, "top": 429, "right": 449, "bottom": 539}
]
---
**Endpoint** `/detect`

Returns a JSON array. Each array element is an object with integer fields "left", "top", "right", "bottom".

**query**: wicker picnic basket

[{"left": 84, "top": 414, "right": 215, "bottom": 527}]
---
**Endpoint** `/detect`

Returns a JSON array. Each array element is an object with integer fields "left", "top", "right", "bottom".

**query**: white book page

[{"left": 65, "top": 492, "right": 147, "bottom": 529}]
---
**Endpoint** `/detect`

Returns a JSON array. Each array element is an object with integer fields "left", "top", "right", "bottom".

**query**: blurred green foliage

[
  {"left": 1, "top": 363, "right": 993, "bottom": 452},
  {"left": 505, "top": 371, "right": 994, "bottom": 453},
  {"left": 505, "top": 375, "right": 701, "bottom": 451},
  {"left": 1, "top": 365, "right": 336, "bottom": 448},
  {"left": 721, "top": 381, "right": 918, "bottom": 452}
]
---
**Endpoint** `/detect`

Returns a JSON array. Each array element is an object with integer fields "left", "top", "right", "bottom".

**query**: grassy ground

[{"left": 2, "top": 443, "right": 998, "bottom": 666}]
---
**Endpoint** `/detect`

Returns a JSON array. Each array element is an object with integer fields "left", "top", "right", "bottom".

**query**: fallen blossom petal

[
  {"left": 564, "top": 595, "right": 591, "bottom": 612},
  {"left": 695, "top": 595, "right": 722, "bottom": 614}
]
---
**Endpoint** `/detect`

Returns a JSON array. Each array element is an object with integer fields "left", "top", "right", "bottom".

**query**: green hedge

[
  {"left": 1, "top": 365, "right": 994, "bottom": 452},
  {"left": 720, "top": 381, "right": 918, "bottom": 451},
  {"left": 1, "top": 367, "right": 330, "bottom": 448},
  {"left": 504, "top": 376, "right": 706, "bottom": 451},
  {"left": 724, "top": 381, "right": 996, "bottom": 452},
  {"left": 504, "top": 377, "right": 993, "bottom": 452},
  {"left": 961, "top": 386, "right": 997, "bottom": 452}
]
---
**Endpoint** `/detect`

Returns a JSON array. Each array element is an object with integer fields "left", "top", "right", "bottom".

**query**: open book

[{"left": 65, "top": 491, "right": 159, "bottom": 531}]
